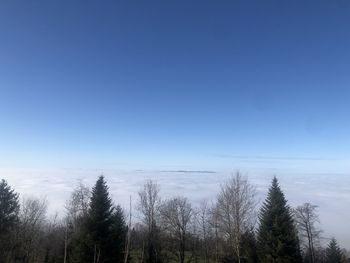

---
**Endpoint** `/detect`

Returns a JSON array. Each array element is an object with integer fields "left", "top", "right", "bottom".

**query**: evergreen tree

[
  {"left": 109, "top": 205, "right": 128, "bottom": 262},
  {"left": 325, "top": 238, "right": 343, "bottom": 263},
  {"left": 72, "top": 175, "right": 127, "bottom": 263},
  {"left": 0, "top": 179, "right": 20, "bottom": 261},
  {"left": 240, "top": 230, "right": 258, "bottom": 263},
  {"left": 257, "top": 177, "right": 302, "bottom": 263}
]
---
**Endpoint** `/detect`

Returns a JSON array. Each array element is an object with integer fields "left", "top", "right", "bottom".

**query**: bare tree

[
  {"left": 18, "top": 196, "right": 48, "bottom": 263},
  {"left": 196, "top": 200, "right": 212, "bottom": 263},
  {"left": 161, "top": 197, "right": 194, "bottom": 263},
  {"left": 124, "top": 195, "right": 132, "bottom": 263},
  {"left": 294, "top": 203, "right": 322, "bottom": 263},
  {"left": 137, "top": 179, "right": 161, "bottom": 263},
  {"left": 64, "top": 181, "right": 91, "bottom": 263},
  {"left": 209, "top": 203, "right": 220, "bottom": 263},
  {"left": 216, "top": 172, "right": 257, "bottom": 263},
  {"left": 65, "top": 180, "right": 90, "bottom": 227}
]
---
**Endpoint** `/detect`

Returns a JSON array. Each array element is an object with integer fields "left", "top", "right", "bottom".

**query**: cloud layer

[{"left": 2, "top": 168, "right": 350, "bottom": 249}]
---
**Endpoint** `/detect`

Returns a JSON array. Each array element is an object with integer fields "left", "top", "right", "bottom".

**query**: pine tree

[
  {"left": 109, "top": 205, "right": 128, "bottom": 262},
  {"left": 325, "top": 238, "right": 343, "bottom": 263},
  {"left": 0, "top": 179, "right": 20, "bottom": 261},
  {"left": 257, "top": 177, "right": 302, "bottom": 263},
  {"left": 72, "top": 175, "right": 127, "bottom": 263},
  {"left": 240, "top": 229, "right": 258, "bottom": 263}
]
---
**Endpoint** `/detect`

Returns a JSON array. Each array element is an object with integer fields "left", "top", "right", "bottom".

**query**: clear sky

[
  {"left": 1, "top": 0, "right": 350, "bottom": 247},
  {"left": 1, "top": 0, "right": 350, "bottom": 171}
]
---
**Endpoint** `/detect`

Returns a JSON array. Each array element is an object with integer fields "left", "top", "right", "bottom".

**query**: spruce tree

[
  {"left": 108, "top": 205, "right": 128, "bottom": 262},
  {"left": 257, "top": 177, "right": 302, "bottom": 263},
  {"left": 325, "top": 238, "right": 343, "bottom": 263},
  {"left": 240, "top": 229, "right": 258, "bottom": 263},
  {"left": 0, "top": 179, "right": 20, "bottom": 261},
  {"left": 72, "top": 175, "right": 127, "bottom": 263}
]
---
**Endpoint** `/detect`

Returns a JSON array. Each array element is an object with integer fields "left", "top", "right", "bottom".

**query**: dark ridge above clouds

[{"left": 158, "top": 170, "right": 217, "bottom": 174}]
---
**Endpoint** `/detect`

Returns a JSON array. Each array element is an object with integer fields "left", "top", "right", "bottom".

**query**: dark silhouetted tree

[
  {"left": 72, "top": 175, "right": 127, "bottom": 263},
  {"left": 0, "top": 179, "right": 20, "bottom": 261},
  {"left": 257, "top": 177, "right": 302, "bottom": 263},
  {"left": 325, "top": 238, "right": 343, "bottom": 263},
  {"left": 240, "top": 229, "right": 258, "bottom": 263}
]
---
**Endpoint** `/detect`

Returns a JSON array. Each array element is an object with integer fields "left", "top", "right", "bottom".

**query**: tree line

[{"left": 0, "top": 173, "right": 348, "bottom": 263}]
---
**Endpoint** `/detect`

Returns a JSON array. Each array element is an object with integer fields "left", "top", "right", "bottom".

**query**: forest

[{"left": 0, "top": 174, "right": 348, "bottom": 263}]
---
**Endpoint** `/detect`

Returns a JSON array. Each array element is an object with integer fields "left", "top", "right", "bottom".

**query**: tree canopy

[
  {"left": 257, "top": 177, "right": 302, "bottom": 263},
  {"left": 325, "top": 238, "right": 343, "bottom": 263},
  {"left": 0, "top": 179, "right": 20, "bottom": 261},
  {"left": 72, "top": 175, "right": 127, "bottom": 263}
]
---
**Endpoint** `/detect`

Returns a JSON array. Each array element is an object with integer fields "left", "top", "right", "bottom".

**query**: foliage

[
  {"left": 72, "top": 175, "right": 127, "bottom": 263},
  {"left": 257, "top": 177, "right": 302, "bottom": 263},
  {"left": 325, "top": 238, "right": 343, "bottom": 263},
  {"left": 0, "top": 179, "right": 20, "bottom": 261}
]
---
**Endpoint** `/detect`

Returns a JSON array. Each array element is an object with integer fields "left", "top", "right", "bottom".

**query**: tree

[
  {"left": 138, "top": 179, "right": 162, "bottom": 263},
  {"left": 209, "top": 204, "right": 220, "bottom": 263},
  {"left": 216, "top": 173, "right": 257, "bottom": 263},
  {"left": 65, "top": 180, "right": 91, "bottom": 229},
  {"left": 294, "top": 203, "right": 322, "bottom": 263},
  {"left": 41, "top": 214, "right": 66, "bottom": 263},
  {"left": 161, "top": 197, "right": 194, "bottom": 263},
  {"left": 240, "top": 229, "right": 258, "bottom": 263},
  {"left": 196, "top": 200, "right": 212, "bottom": 263},
  {"left": 257, "top": 177, "right": 302, "bottom": 263},
  {"left": 0, "top": 179, "right": 20, "bottom": 261},
  {"left": 325, "top": 238, "right": 343, "bottom": 263},
  {"left": 16, "top": 197, "right": 48, "bottom": 263},
  {"left": 64, "top": 181, "right": 91, "bottom": 262},
  {"left": 110, "top": 205, "right": 128, "bottom": 263},
  {"left": 72, "top": 175, "right": 127, "bottom": 263}
]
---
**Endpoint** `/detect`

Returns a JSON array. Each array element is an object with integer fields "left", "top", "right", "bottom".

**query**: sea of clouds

[{"left": 1, "top": 167, "right": 350, "bottom": 249}]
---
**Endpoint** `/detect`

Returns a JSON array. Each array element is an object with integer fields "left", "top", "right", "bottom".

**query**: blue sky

[{"left": 1, "top": 0, "right": 350, "bottom": 171}]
